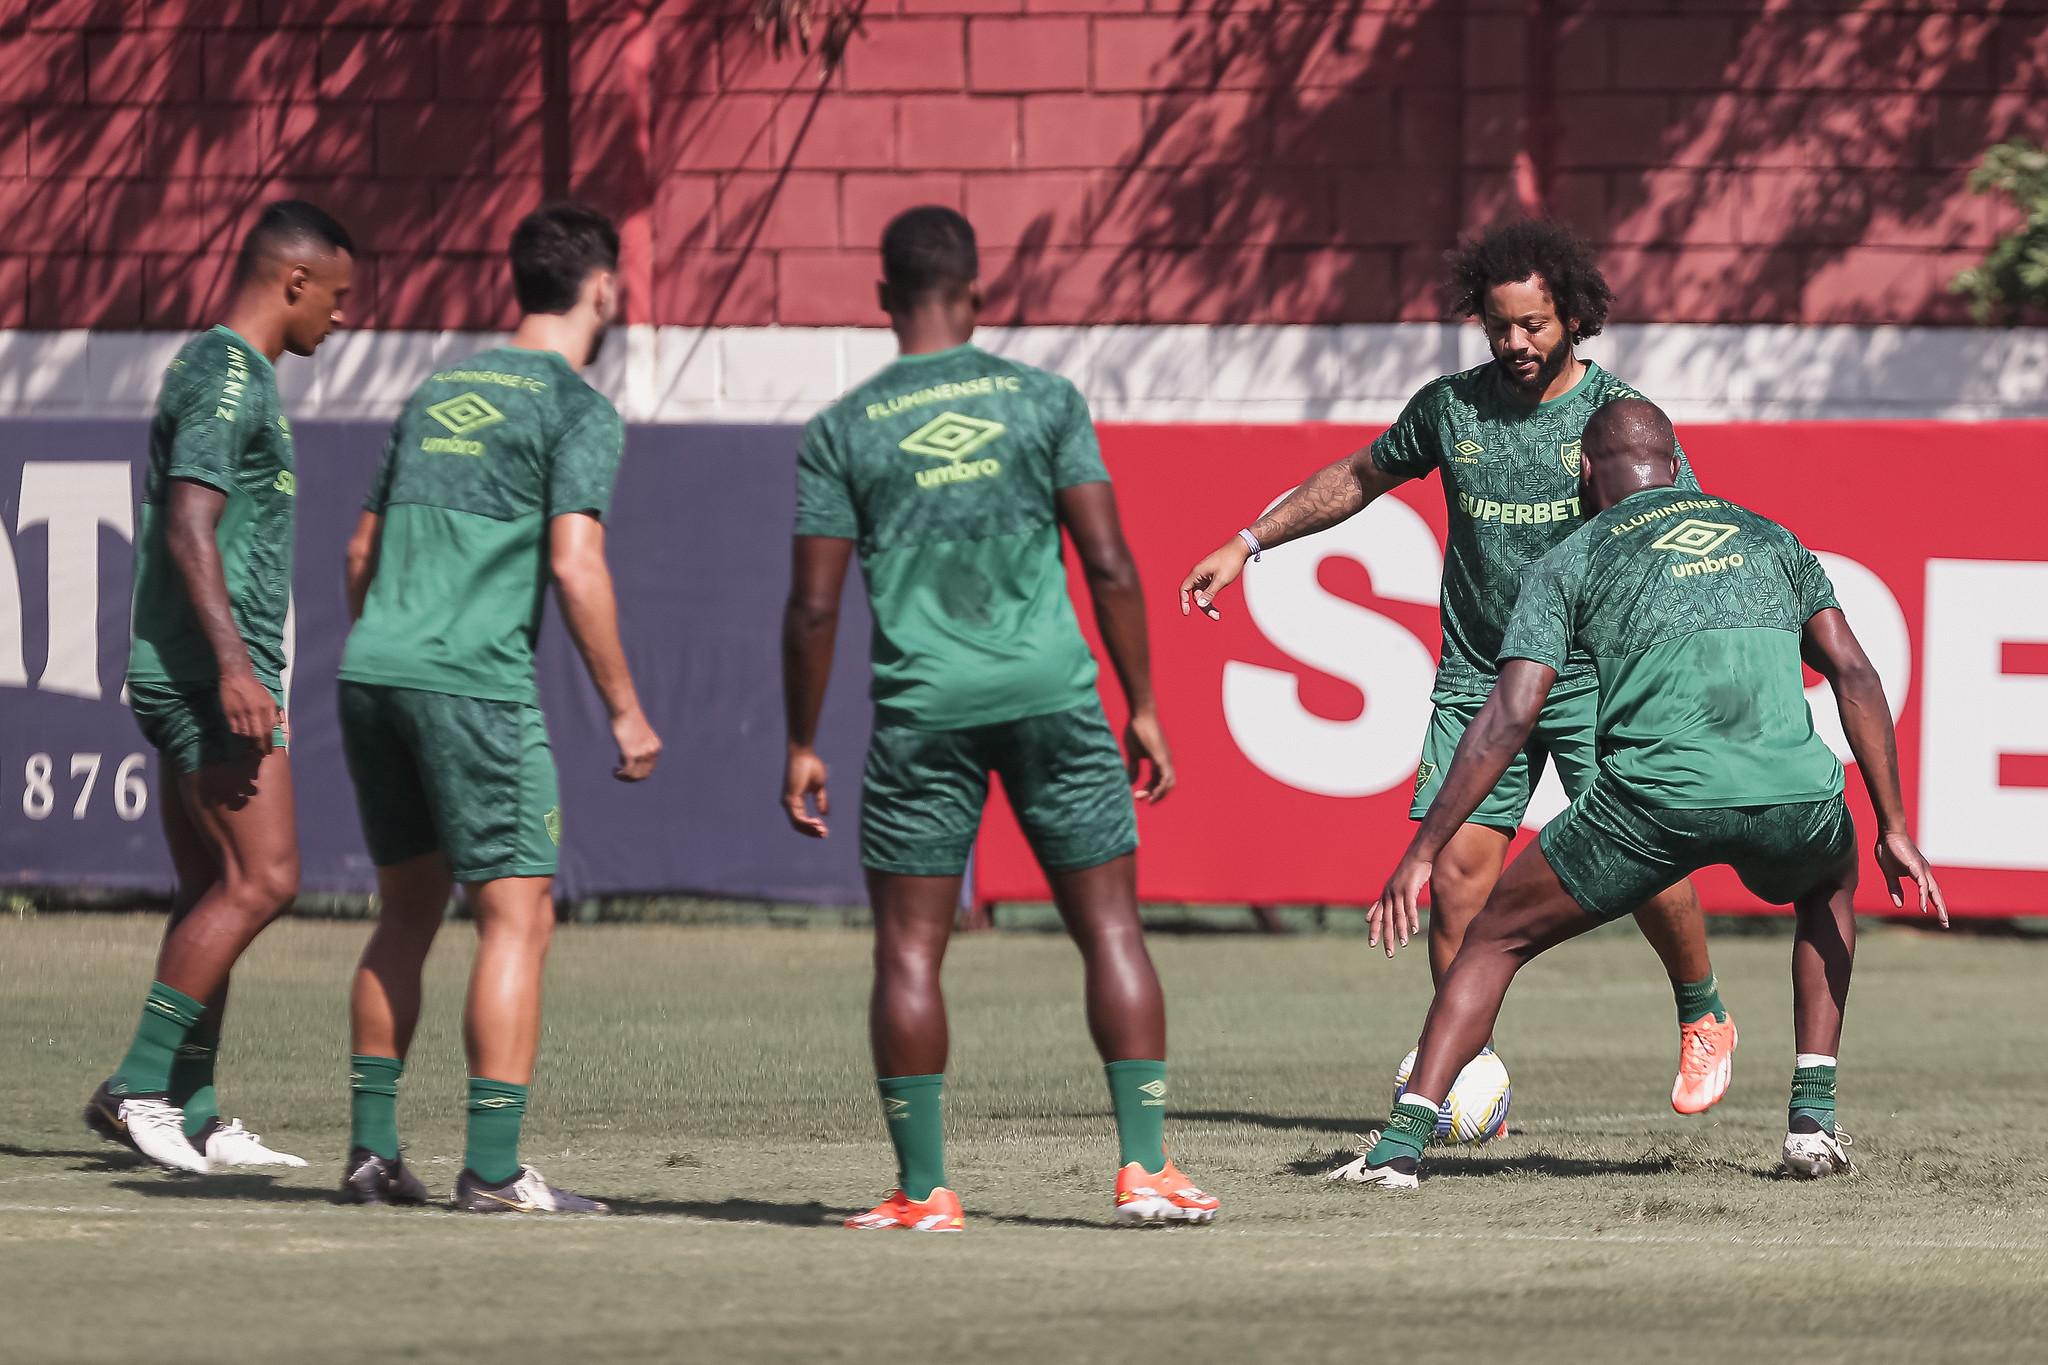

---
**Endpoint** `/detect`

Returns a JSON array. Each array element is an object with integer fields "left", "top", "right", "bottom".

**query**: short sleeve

[
  {"left": 1369, "top": 390, "right": 1441, "bottom": 478},
  {"left": 546, "top": 395, "right": 625, "bottom": 520},
  {"left": 1789, "top": 541, "right": 1840, "bottom": 621},
  {"left": 1498, "top": 549, "right": 1579, "bottom": 673},
  {"left": 363, "top": 420, "right": 401, "bottom": 514},
  {"left": 1673, "top": 436, "right": 1702, "bottom": 492},
  {"left": 163, "top": 355, "right": 246, "bottom": 496},
  {"left": 1051, "top": 381, "right": 1109, "bottom": 489},
  {"left": 793, "top": 418, "right": 859, "bottom": 539}
]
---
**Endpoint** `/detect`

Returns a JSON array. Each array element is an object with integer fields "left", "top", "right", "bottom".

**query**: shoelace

[{"left": 1679, "top": 1025, "right": 1720, "bottom": 1071}]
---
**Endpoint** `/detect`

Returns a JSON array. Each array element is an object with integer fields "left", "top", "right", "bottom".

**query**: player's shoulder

[
  {"left": 1417, "top": 364, "right": 1491, "bottom": 411},
  {"left": 168, "top": 326, "right": 248, "bottom": 381},
  {"left": 1580, "top": 362, "right": 1651, "bottom": 405}
]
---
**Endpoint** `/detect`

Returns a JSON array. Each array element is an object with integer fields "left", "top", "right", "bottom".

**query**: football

[{"left": 1393, "top": 1047, "right": 1512, "bottom": 1144}]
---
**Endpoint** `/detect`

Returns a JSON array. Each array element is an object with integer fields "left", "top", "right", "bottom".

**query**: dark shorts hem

[
  {"left": 860, "top": 855, "right": 972, "bottom": 878},
  {"left": 1035, "top": 836, "right": 1139, "bottom": 875},
  {"left": 451, "top": 860, "right": 559, "bottom": 885}
]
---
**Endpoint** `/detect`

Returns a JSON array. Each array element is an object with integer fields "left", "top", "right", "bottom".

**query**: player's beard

[{"left": 1493, "top": 334, "right": 1573, "bottom": 401}]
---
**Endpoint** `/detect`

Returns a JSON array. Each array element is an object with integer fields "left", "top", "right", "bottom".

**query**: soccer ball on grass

[{"left": 1393, "top": 1046, "right": 1511, "bottom": 1144}]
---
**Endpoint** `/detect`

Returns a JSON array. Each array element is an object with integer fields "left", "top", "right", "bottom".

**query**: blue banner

[{"left": 0, "top": 421, "right": 875, "bottom": 904}]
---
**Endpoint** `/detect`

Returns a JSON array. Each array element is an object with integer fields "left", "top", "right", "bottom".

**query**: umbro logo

[
  {"left": 901, "top": 412, "right": 1005, "bottom": 462},
  {"left": 1137, "top": 1080, "right": 1166, "bottom": 1099},
  {"left": 427, "top": 392, "right": 507, "bottom": 437},
  {"left": 884, "top": 1097, "right": 912, "bottom": 1119},
  {"left": 1453, "top": 440, "right": 1484, "bottom": 457},
  {"left": 1651, "top": 520, "right": 1740, "bottom": 557}
]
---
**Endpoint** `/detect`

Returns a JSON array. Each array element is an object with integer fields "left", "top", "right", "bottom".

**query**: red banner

[{"left": 976, "top": 422, "right": 2048, "bottom": 915}]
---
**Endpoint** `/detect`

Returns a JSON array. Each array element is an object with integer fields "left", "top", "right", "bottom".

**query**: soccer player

[
  {"left": 87, "top": 201, "right": 354, "bottom": 1174},
  {"left": 1179, "top": 220, "right": 1738, "bottom": 1114},
  {"left": 336, "top": 204, "right": 660, "bottom": 1212},
  {"left": 1335, "top": 399, "right": 1945, "bottom": 1188},
  {"left": 781, "top": 206, "right": 1218, "bottom": 1231}
]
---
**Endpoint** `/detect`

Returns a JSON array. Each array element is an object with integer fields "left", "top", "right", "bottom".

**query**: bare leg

[
  {"left": 153, "top": 751, "right": 300, "bottom": 1003},
  {"left": 1426, "top": 823, "right": 1512, "bottom": 987},
  {"left": 1631, "top": 877, "right": 1712, "bottom": 985},
  {"left": 1047, "top": 853, "right": 1166, "bottom": 1062},
  {"left": 1791, "top": 855, "right": 1859, "bottom": 1057},
  {"left": 156, "top": 779, "right": 228, "bottom": 1044},
  {"left": 351, "top": 852, "right": 454, "bottom": 1061},
  {"left": 1406, "top": 842, "right": 1601, "bottom": 1104},
  {"left": 462, "top": 876, "right": 556, "bottom": 1085},
  {"left": 867, "top": 870, "right": 961, "bottom": 1077}
]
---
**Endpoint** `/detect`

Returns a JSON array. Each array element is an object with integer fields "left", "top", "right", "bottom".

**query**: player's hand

[
  {"left": 611, "top": 707, "right": 661, "bottom": 782},
  {"left": 1875, "top": 829, "right": 1948, "bottom": 928},
  {"left": 1178, "top": 538, "right": 1253, "bottom": 621},
  {"left": 219, "top": 670, "right": 280, "bottom": 754},
  {"left": 783, "top": 746, "right": 830, "bottom": 838},
  {"left": 1124, "top": 708, "right": 1175, "bottom": 804},
  {"left": 1370, "top": 855, "right": 1430, "bottom": 958}
]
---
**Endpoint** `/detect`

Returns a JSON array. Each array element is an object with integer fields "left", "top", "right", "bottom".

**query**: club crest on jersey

[
  {"left": 902, "top": 412, "right": 1005, "bottom": 489},
  {"left": 1560, "top": 438, "right": 1582, "bottom": 476}
]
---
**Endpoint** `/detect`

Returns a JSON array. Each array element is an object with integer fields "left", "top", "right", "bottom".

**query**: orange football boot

[
  {"left": 1671, "top": 1012, "right": 1737, "bottom": 1114},
  {"left": 844, "top": 1187, "right": 965, "bottom": 1232},
  {"left": 1114, "top": 1158, "right": 1220, "bottom": 1224}
]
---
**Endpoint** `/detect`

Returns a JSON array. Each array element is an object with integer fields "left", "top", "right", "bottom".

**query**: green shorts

[
  {"left": 337, "top": 681, "right": 561, "bottom": 884},
  {"left": 1539, "top": 772, "right": 1856, "bottom": 922},
  {"left": 1411, "top": 680, "right": 1600, "bottom": 832},
  {"left": 860, "top": 699, "right": 1139, "bottom": 878},
  {"left": 128, "top": 679, "right": 288, "bottom": 776}
]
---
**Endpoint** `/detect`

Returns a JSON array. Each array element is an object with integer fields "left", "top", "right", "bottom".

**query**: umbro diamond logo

[
  {"left": 1651, "top": 520, "right": 1740, "bottom": 556},
  {"left": 1453, "top": 440, "right": 1484, "bottom": 457},
  {"left": 427, "top": 392, "right": 507, "bottom": 437},
  {"left": 901, "top": 412, "right": 1005, "bottom": 462},
  {"left": 884, "top": 1098, "right": 912, "bottom": 1119},
  {"left": 1137, "top": 1080, "right": 1167, "bottom": 1099}
]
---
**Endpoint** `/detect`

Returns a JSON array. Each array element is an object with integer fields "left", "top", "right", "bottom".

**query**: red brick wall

[{"left": 2, "top": 0, "right": 2043, "bottom": 330}]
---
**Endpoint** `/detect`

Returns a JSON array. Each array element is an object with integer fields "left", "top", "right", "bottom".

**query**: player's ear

[
  {"left": 966, "top": 278, "right": 984, "bottom": 318},
  {"left": 284, "top": 262, "right": 309, "bottom": 305},
  {"left": 876, "top": 279, "right": 894, "bottom": 317}
]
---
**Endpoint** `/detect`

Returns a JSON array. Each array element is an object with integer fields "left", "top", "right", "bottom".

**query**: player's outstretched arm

[
  {"left": 549, "top": 512, "right": 661, "bottom": 783},
  {"left": 1057, "top": 481, "right": 1174, "bottom": 803},
  {"left": 344, "top": 511, "right": 382, "bottom": 621},
  {"left": 1802, "top": 608, "right": 1948, "bottom": 925},
  {"left": 1370, "top": 660, "right": 1556, "bottom": 957},
  {"left": 1178, "top": 450, "right": 1408, "bottom": 620},
  {"left": 781, "top": 535, "right": 853, "bottom": 837},
  {"left": 166, "top": 477, "right": 280, "bottom": 751}
]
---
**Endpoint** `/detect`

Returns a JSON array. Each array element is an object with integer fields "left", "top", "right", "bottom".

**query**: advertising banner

[
  {"left": 0, "top": 421, "right": 876, "bottom": 904},
  {"left": 976, "top": 422, "right": 2048, "bottom": 915},
  {"left": 6, "top": 417, "right": 2046, "bottom": 914}
]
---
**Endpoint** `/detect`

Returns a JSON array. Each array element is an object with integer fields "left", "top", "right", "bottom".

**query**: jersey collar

[{"left": 211, "top": 324, "right": 276, "bottom": 375}]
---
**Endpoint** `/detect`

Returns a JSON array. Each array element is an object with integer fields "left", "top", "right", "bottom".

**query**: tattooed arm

[{"left": 1177, "top": 448, "right": 1411, "bottom": 620}]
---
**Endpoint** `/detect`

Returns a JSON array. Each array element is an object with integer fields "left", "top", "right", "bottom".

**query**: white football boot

[
  {"left": 1328, "top": 1133, "right": 1420, "bottom": 1189},
  {"left": 199, "top": 1117, "right": 308, "bottom": 1168},
  {"left": 1782, "top": 1126, "right": 1854, "bottom": 1178},
  {"left": 111, "top": 1095, "right": 211, "bottom": 1173}
]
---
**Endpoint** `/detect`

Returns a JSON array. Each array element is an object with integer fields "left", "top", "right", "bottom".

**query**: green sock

[
  {"left": 1674, "top": 973, "right": 1727, "bottom": 1024},
  {"left": 1104, "top": 1059, "right": 1168, "bottom": 1171},
  {"left": 1365, "top": 1099, "right": 1439, "bottom": 1167},
  {"left": 110, "top": 982, "right": 205, "bottom": 1095},
  {"left": 464, "top": 1078, "right": 529, "bottom": 1185},
  {"left": 169, "top": 1041, "right": 219, "bottom": 1137},
  {"left": 877, "top": 1074, "right": 946, "bottom": 1201},
  {"left": 1790, "top": 1062, "right": 1838, "bottom": 1135},
  {"left": 350, "top": 1056, "right": 404, "bottom": 1161}
]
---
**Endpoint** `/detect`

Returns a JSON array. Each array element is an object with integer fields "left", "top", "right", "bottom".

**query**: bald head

[{"left": 1578, "top": 397, "right": 1679, "bottom": 511}]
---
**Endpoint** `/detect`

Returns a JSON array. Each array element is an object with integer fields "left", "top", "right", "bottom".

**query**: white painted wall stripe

[{"left": 1, "top": 325, "right": 2044, "bottom": 425}]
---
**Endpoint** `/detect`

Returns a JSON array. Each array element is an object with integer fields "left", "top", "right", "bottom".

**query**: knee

[
  {"left": 227, "top": 857, "right": 298, "bottom": 921},
  {"left": 1429, "top": 859, "right": 1491, "bottom": 915}
]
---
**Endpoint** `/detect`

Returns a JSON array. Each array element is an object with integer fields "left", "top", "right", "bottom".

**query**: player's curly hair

[{"left": 1445, "top": 219, "right": 1612, "bottom": 338}]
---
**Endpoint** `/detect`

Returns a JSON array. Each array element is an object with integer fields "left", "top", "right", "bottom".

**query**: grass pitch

[{"left": 3, "top": 915, "right": 2045, "bottom": 1364}]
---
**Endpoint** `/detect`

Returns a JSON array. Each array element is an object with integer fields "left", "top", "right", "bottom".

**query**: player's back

[
  {"left": 795, "top": 344, "right": 1106, "bottom": 731},
  {"left": 1512, "top": 487, "right": 1844, "bottom": 809},
  {"left": 130, "top": 325, "right": 294, "bottom": 687},
  {"left": 341, "top": 347, "right": 623, "bottom": 705}
]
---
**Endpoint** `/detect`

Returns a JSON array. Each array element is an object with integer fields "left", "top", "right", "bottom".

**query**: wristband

[{"left": 1237, "top": 528, "right": 1262, "bottom": 561}]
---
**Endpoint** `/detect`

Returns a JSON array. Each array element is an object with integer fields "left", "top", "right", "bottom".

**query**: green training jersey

[
  {"left": 1371, "top": 360, "right": 1699, "bottom": 701},
  {"left": 1498, "top": 487, "right": 1844, "bottom": 809},
  {"left": 340, "top": 346, "right": 624, "bottom": 705},
  {"left": 128, "top": 326, "right": 296, "bottom": 689},
  {"left": 794, "top": 342, "right": 1108, "bottom": 731}
]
